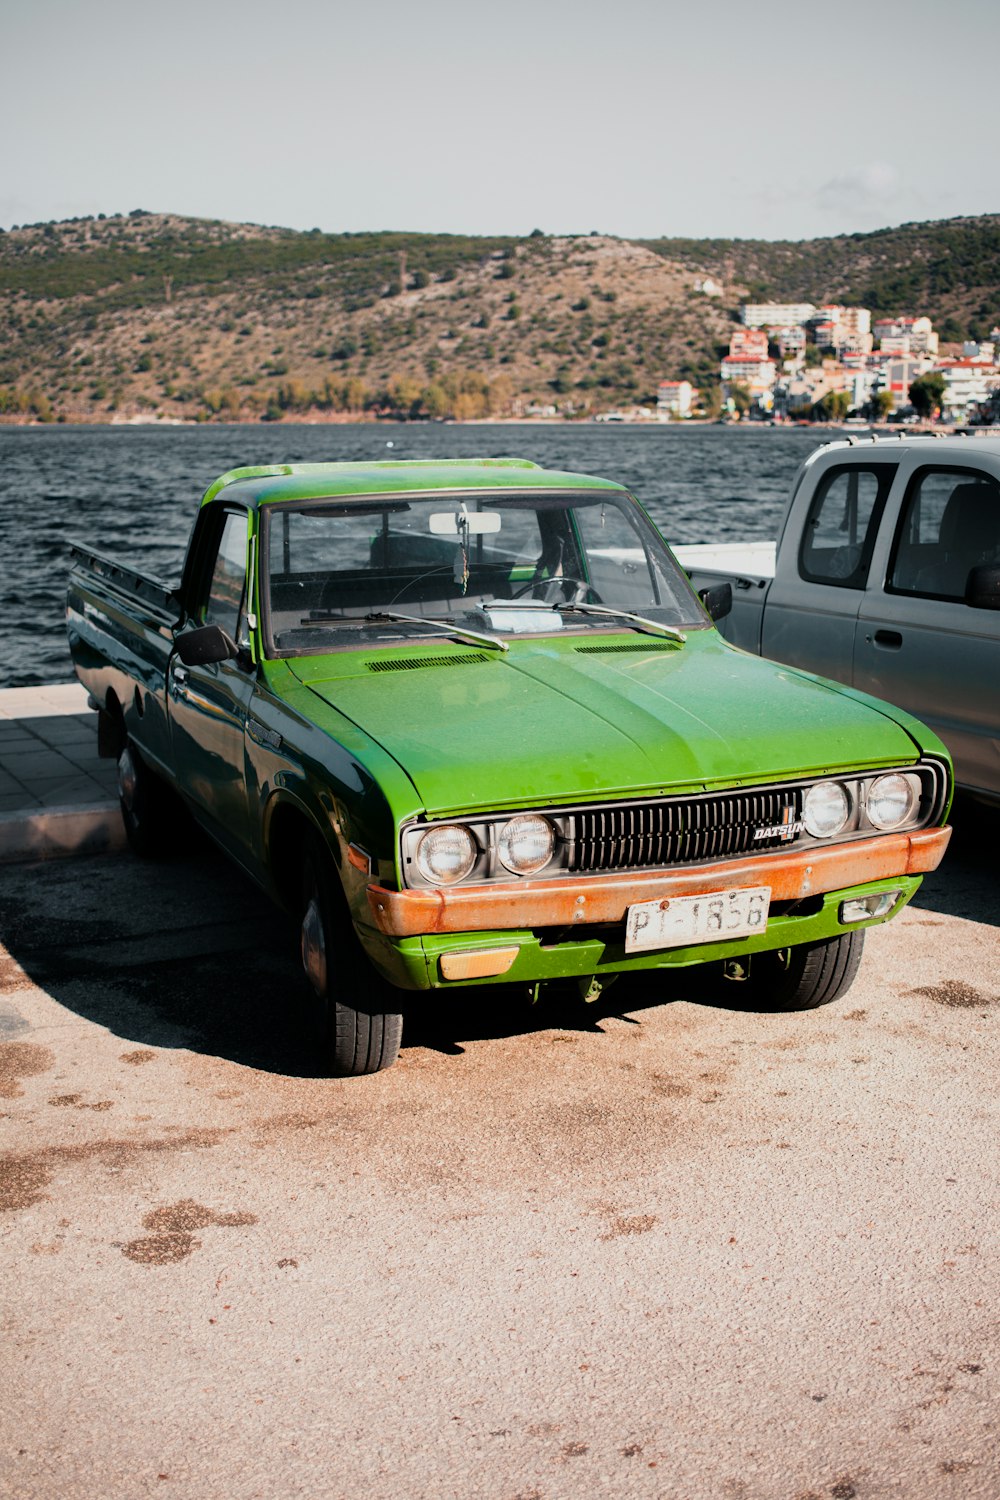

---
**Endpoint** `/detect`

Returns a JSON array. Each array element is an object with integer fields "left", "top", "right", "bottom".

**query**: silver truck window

[
  {"left": 799, "top": 465, "right": 893, "bottom": 589},
  {"left": 889, "top": 468, "right": 1000, "bottom": 600}
]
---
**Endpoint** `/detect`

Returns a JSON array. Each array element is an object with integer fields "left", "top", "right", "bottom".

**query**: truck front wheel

[
  {"left": 118, "top": 743, "right": 174, "bottom": 857},
  {"left": 300, "top": 833, "right": 403, "bottom": 1076},
  {"left": 747, "top": 930, "right": 865, "bottom": 1011}
]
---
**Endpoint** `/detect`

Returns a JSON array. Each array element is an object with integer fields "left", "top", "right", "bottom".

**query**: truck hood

[{"left": 287, "top": 633, "right": 921, "bottom": 816}]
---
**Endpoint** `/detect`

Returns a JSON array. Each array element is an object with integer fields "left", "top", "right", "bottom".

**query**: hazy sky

[{"left": 4, "top": 0, "right": 998, "bottom": 241}]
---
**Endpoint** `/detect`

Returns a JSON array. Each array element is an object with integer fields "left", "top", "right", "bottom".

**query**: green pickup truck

[{"left": 67, "top": 458, "right": 952, "bottom": 1075}]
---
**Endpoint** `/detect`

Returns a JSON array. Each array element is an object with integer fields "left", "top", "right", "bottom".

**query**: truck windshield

[{"left": 262, "top": 490, "right": 703, "bottom": 655}]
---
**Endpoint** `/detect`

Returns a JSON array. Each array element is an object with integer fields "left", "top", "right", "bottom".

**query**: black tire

[
  {"left": 117, "top": 743, "right": 175, "bottom": 857},
  {"left": 748, "top": 930, "right": 866, "bottom": 1012},
  {"left": 300, "top": 832, "right": 403, "bottom": 1076}
]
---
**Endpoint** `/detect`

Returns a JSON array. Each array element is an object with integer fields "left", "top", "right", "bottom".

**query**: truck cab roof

[{"left": 202, "top": 459, "right": 626, "bottom": 509}]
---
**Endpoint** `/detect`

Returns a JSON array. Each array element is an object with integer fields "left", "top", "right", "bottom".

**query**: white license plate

[{"left": 625, "top": 886, "right": 770, "bottom": 954}]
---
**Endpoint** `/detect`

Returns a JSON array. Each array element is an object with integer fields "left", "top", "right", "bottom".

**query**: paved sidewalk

[{"left": 0, "top": 682, "right": 123, "bottom": 862}]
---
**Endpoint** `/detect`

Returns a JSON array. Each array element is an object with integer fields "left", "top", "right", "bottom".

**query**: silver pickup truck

[{"left": 677, "top": 435, "right": 1000, "bottom": 806}]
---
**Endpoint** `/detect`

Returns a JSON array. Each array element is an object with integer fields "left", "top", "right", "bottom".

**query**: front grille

[{"left": 568, "top": 787, "right": 804, "bottom": 872}]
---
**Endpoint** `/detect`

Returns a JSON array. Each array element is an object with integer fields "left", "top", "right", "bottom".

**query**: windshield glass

[{"left": 263, "top": 489, "right": 702, "bottom": 655}]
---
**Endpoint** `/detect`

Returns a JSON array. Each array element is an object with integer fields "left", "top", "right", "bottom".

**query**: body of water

[{"left": 0, "top": 422, "right": 828, "bottom": 688}]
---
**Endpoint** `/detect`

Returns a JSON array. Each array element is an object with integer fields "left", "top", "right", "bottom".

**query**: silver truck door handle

[
  {"left": 173, "top": 664, "right": 190, "bottom": 685},
  {"left": 872, "top": 629, "right": 903, "bottom": 649}
]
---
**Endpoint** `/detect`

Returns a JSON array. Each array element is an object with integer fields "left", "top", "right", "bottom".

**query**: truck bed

[
  {"left": 68, "top": 544, "right": 180, "bottom": 625},
  {"left": 671, "top": 540, "right": 776, "bottom": 585}
]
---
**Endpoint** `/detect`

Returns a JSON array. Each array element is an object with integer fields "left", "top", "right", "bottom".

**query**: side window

[
  {"left": 202, "top": 511, "right": 248, "bottom": 635},
  {"left": 889, "top": 468, "right": 1000, "bottom": 599},
  {"left": 799, "top": 465, "right": 894, "bottom": 588}
]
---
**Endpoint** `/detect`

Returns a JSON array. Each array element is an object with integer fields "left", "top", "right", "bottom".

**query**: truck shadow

[
  {"left": 0, "top": 847, "right": 695, "bottom": 1077},
  {"left": 5, "top": 800, "right": 992, "bottom": 1078}
]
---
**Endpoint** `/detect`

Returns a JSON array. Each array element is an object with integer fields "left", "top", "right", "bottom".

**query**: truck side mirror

[
  {"left": 175, "top": 624, "right": 239, "bottom": 666},
  {"left": 698, "top": 583, "right": 733, "bottom": 622},
  {"left": 966, "top": 565, "right": 1000, "bottom": 611}
]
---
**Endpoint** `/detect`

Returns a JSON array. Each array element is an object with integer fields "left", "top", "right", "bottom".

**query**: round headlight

[
  {"left": 416, "top": 824, "right": 477, "bottom": 884},
  {"left": 497, "top": 814, "right": 555, "bottom": 876},
  {"left": 866, "top": 773, "right": 917, "bottom": 831},
  {"left": 803, "top": 781, "right": 850, "bottom": 838}
]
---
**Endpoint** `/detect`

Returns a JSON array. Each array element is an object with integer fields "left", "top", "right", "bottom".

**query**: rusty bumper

[{"left": 366, "top": 826, "right": 951, "bottom": 939}]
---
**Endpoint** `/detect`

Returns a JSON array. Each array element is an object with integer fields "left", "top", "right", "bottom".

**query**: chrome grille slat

[{"left": 568, "top": 787, "right": 803, "bottom": 873}]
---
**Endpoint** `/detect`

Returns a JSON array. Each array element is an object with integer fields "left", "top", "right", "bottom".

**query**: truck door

[
  {"left": 168, "top": 507, "right": 257, "bottom": 860},
  {"left": 854, "top": 464, "right": 1000, "bottom": 799},
  {"left": 760, "top": 460, "right": 896, "bottom": 684}
]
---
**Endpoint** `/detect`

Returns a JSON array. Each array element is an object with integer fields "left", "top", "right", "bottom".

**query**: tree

[
  {"left": 813, "top": 390, "right": 851, "bottom": 422},
  {"left": 909, "top": 372, "right": 946, "bottom": 420},
  {"left": 869, "top": 389, "right": 894, "bottom": 422},
  {"left": 700, "top": 385, "right": 723, "bottom": 421},
  {"left": 728, "top": 383, "right": 752, "bottom": 417}
]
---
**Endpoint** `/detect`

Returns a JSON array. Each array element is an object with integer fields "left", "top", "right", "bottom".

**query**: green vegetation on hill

[
  {"left": 0, "top": 212, "right": 519, "bottom": 309},
  {"left": 642, "top": 215, "right": 1000, "bottom": 342},
  {"left": 1, "top": 211, "right": 998, "bottom": 423}
]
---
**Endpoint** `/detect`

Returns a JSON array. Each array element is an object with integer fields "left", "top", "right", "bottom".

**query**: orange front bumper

[{"left": 366, "top": 826, "right": 951, "bottom": 939}]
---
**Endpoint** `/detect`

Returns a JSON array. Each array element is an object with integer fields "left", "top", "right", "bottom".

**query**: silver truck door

[
  {"left": 760, "top": 459, "right": 896, "bottom": 683},
  {"left": 168, "top": 507, "right": 257, "bottom": 857},
  {"left": 854, "top": 463, "right": 1000, "bottom": 800}
]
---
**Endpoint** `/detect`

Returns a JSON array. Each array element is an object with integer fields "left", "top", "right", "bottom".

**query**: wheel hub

[
  {"left": 301, "top": 897, "right": 328, "bottom": 997},
  {"left": 118, "top": 748, "right": 137, "bottom": 811}
]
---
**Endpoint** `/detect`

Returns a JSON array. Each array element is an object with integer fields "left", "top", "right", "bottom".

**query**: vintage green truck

[{"left": 67, "top": 458, "right": 952, "bottom": 1074}]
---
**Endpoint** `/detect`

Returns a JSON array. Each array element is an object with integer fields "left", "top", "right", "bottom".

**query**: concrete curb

[
  {"left": 0, "top": 802, "right": 125, "bottom": 864},
  {"left": 0, "top": 682, "right": 91, "bottom": 718}
]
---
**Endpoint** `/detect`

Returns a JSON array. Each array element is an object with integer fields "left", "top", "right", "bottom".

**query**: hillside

[
  {"left": 642, "top": 215, "right": 1000, "bottom": 343},
  {"left": 1, "top": 211, "right": 998, "bottom": 423}
]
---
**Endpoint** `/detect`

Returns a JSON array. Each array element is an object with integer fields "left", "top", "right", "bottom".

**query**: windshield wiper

[
  {"left": 362, "top": 610, "right": 509, "bottom": 653},
  {"left": 488, "top": 601, "right": 686, "bottom": 643}
]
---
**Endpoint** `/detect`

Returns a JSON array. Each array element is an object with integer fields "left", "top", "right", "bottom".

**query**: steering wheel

[{"left": 510, "top": 575, "right": 601, "bottom": 605}]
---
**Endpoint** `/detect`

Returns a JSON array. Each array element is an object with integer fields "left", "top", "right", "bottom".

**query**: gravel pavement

[{"left": 1, "top": 810, "right": 998, "bottom": 1500}]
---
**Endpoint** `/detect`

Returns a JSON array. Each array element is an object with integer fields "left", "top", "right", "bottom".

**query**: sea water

[{"left": 0, "top": 422, "right": 827, "bottom": 688}]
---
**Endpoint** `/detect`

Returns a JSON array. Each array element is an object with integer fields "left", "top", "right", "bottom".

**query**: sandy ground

[{"left": 1, "top": 809, "right": 998, "bottom": 1500}]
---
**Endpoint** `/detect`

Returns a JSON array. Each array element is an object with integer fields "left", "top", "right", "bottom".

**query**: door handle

[
  {"left": 872, "top": 629, "right": 903, "bottom": 649},
  {"left": 172, "top": 664, "right": 190, "bottom": 686}
]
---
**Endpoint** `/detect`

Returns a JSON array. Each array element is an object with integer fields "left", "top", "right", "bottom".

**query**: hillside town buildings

[{"left": 693, "top": 302, "right": 1000, "bottom": 422}]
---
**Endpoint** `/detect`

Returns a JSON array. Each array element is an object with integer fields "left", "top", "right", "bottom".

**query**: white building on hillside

[
  {"left": 874, "top": 316, "right": 939, "bottom": 356},
  {"left": 721, "top": 355, "right": 777, "bottom": 397},
  {"left": 729, "top": 328, "right": 770, "bottom": 359},
  {"left": 741, "top": 302, "right": 815, "bottom": 329},
  {"left": 882, "top": 353, "right": 934, "bottom": 409},
  {"left": 935, "top": 360, "right": 1000, "bottom": 419},
  {"left": 657, "top": 380, "right": 694, "bottom": 417},
  {"left": 775, "top": 325, "right": 807, "bottom": 358},
  {"left": 841, "top": 306, "right": 872, "bottom": 338}
]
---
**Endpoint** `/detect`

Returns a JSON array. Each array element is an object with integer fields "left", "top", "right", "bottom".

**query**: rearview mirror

[{"left": 429, "top": 510, "right": 502, "bottom": 536}]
